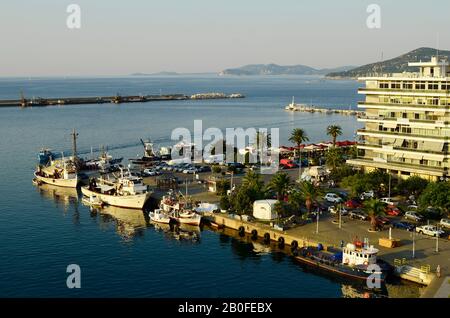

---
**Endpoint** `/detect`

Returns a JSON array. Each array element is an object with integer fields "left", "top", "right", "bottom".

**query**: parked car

[
  {"left": 415, "top": 225, "right": 445, "bottom": 237},
  {"left": 404, "top": 211, "right": 423, "bottom": 222},
  {"left": 360, "top": 190, "right": 375, "bottom": 200},
  {"left": 439, "top": 218, "right": 450, "bottom": 229},
  {"left": 379, "top": 197, "right": 396, "bottom": 206},
  {"left": 328, "top": 205, "right": 348, "bottom": 215},
  {"left": 348, "top": 210, "right": 368, "bottom": 221},
  {"left": 344, "top": 199, "right": 362, "bottom": 209},
  {"left": 385, "top": 206, "right": 401, "bottom": 216},
  {"left": 324, "top": 193, "right": 343, "bottom": 203},
  {"left": 280, "top": 159, "right": 298, "bottom": 169},
  {"left": 376, "top": 216, "right": 390, "bottom": 225},
  {"left": 392, "top": 221, "right": 416, "bottom": 232}
]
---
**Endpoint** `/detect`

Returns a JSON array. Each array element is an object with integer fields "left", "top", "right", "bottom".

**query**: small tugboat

[
  {"left": 80, "top": 167, "right": 151, "bottom": 209},
  {"left": 294, "top": 240, "right": 392, "bottom": 283},
  {"left": 34, "top": 159, "right": 79, "bottom": 188}
]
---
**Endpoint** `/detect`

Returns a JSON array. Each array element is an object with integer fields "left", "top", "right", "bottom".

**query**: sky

[{"left": 1, "top": 0, "right": 450, "bottom": 76}]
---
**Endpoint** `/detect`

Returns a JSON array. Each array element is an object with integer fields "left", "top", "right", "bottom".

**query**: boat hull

[
  {"left": 294, "top": 253, "right": 386, "bottom": 283},
  {"left": 149, "top": 211, "right": 171, "bottom": 224},
  {"left": 34, "top": 172, "right": 78, "bottom": 188},
  {"left": 81, "top": 186, "right": 150, "bottom": 209},
  {"left": 172, "top": 215, "right": 202, "bottom": 226}
]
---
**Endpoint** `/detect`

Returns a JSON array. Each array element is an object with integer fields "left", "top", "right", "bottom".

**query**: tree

[
  {"left": 418, "top": 182, "right": 450, "bottom": 214},
  {"left": 219, "top": 195, "right": 230, "bottom": 211},
  {"left": 326, "top": 125, "right": 342, "bottom": 146},
  {"left": 298, "top": 181, "right": 322, "bottom": 213},
  {"left": 325, "top": 147, "right": 345, "bottom": 171},
  {"left": 364, "top": 199, "right": 386, "bottom": 231},
  {"left": 289, "top": 128, "right": 309, "bottom": 180},
  {"left": 212, "top": 166, "right": 222, "bottom": 174},
  {"left": 215, "top": 179, "right": 230, "bottom": 196},
  {"left": 267, "top": 172, "right": 291, "bottom": 200},
  {"left": 397, "top": 176, "right": 429, "bottom": 197},
  {"left": 287, "top": 189, "right": 304, "bottom": 216},
  {"left": 289, "top": 128, "right": 309, "bottom": 160}
]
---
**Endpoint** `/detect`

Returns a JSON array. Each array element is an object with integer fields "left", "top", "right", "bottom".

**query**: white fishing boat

[
  {"left": 81, "top": 167, "right": 151, "bottom": 209},
  {"left": 34, "top": 159, "right": 79, "bottom": 188},
  {"left": 172, "top": 209, "right": 202, "bottom": 226},
  {"left": 149, "top": 209, "right": 172, "bottom": 224}
]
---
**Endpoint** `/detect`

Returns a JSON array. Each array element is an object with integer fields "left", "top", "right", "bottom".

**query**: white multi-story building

[{"left": 347, "top": 56, "right": 450, "bottom": 181}]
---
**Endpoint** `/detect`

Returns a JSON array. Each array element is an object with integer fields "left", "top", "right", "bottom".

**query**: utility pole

[
  {"left": 388, "top": 170, "right": 391, "bottom": 198},
  {"left": 436, "top": 227, "right": 440, "bottom": 253},
  {"left": 316, "top": 208, "right": 320, "bottom": 234},
  {"left": 338, "top": 203, "right": 342, "bottom": 229},
  {"left": 298, "top": 147, "right": 302, "bottom": 182},
  {"left": 412, "top": 231, "right": 415, "bottom": 258}
]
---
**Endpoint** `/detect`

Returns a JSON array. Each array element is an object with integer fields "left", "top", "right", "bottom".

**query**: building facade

[{"left": 347, "top": 57, "right": 450, "bottom": 181}]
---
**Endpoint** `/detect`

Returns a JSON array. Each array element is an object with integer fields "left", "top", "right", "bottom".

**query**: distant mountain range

[
  {"left": 326, "top": 47, "right": 450, "bottom": 78},
  {"left": 219, "top": 64, "right": 356, "bottom": 76}
]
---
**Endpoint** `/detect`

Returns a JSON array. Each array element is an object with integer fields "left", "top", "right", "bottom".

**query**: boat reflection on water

[
  {"left": 35, "top": 183, "right": 79, "bottom": 210},
  {"left": 151, "top": 221, "right": 201, "bottom": 243},
  {"left": 98, "top": 205, "right": 147, "bottom": 241}
]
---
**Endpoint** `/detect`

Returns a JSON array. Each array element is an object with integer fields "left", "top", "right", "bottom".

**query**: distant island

[
  {"left": 326, "top": 47, "right": 450, "bottom": 79},
  {"left": 219, "top": 64, "right": 356, "bottom": 76}
]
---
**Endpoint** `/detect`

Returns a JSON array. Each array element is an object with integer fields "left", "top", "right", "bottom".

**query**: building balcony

[
  {"left": 357, "top": 143, "right": 448, "bottom": 159},
  {"left": 346, "top": 158, "right": 447, "bottom": 177},
  {"left": 358, "top": 88, "right": 450, "bottom": 96},
  {"left": 357, "top": 129, "right": 450, "bottom": 141},
  {"left": 358, "top": 116, "right": 449, "bottom": 127},
  {"left": 358, "top": 101, "right": 450, "bottom": 111}
]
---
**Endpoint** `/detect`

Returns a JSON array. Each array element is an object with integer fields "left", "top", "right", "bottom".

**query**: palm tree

[
  {"left": 267, "top": 172, "right": 291, "bottom": 201},
  {"left": 289, "top": 128, "right": 309, "bottom": 180},
  {"left": 326, "top": 125, "right": 343, "bottom": 147},
  {"left": 364, "top": 199, "right": 386, "bottom": 231},
  {"left": 298, "top": 181, "right": 322, "bottom": 213},
  {"left": 325, "top": 147, "right": 344, "bottom": 171}
]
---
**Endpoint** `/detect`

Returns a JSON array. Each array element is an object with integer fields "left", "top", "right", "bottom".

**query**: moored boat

[
  {"left": 80, "top": 168, "right": 151, "bottom": 209},
  {"left": 34, "top": 160, "right": 79, "bottom": 188},
  {"left": 149, "top": 209, "right": 172, "bottom": 224},
  {"left": 294, "top": 241, "right": 392, "bottom": 283}
]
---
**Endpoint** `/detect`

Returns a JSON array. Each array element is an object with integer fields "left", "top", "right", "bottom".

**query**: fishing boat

[
  {"left": 129, "top": 138, "right": 163, "bottom": 168},
  {"left": 294, "top": 240, "right": 392, "bottom": 283},
  {"left": 34, "top": 159, "right": 79, "bottom": 188},
  {"left": 80, "top": 167, "right": 151, "bottom": 209},
  {"left": 171, "top": 209, "right": 202, "bottom": 226},
  {"left": 149, "top": 209, "right": 172, "bottom": 224}
]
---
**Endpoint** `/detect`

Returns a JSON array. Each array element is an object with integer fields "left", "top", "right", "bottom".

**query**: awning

[
  {"left": 383, "top": 121, "right": 398, "bottom": 128},
  {"left": 427, "top": 142, "right": 445, "bottom": 152},
  {"left": 393, "top": 139, "right": 405, "bottom": 147}
]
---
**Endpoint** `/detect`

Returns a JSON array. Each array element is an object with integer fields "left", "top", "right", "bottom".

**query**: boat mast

[{"left": 71, "top": 128, "right": 78, "bottom": 159}]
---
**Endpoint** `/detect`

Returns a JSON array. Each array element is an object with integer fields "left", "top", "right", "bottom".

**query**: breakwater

[{"left": 0, "top": 92, "right": 245, "bottom": 107}]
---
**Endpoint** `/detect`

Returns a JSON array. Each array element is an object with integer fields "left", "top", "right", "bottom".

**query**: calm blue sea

[{"left": 0, "top": 75, "right": 418, "bottom": 297}]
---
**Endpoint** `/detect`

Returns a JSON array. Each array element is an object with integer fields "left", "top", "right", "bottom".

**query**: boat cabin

[{"left": 342, "top": 243, "right": 379, "bottom": 266}]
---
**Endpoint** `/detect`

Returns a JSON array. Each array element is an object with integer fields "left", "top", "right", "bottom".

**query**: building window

[
  {"left": 402, "top": 113, "right": 407, "bottom": 119},
  {"left": 428, "top": 83, "right": 439, "bottom": 90},
  {"left": 404, "top": 83, "right": 413, "bottom": 89},
  {"left": 414, "top": 113, "right": 420, "bottom": 119},
  {"left": 416, "top": 83, "right": 426, "bottom": 90},
  {"left": 379, "top": 82, "right": 389, "bottom": 89}
]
